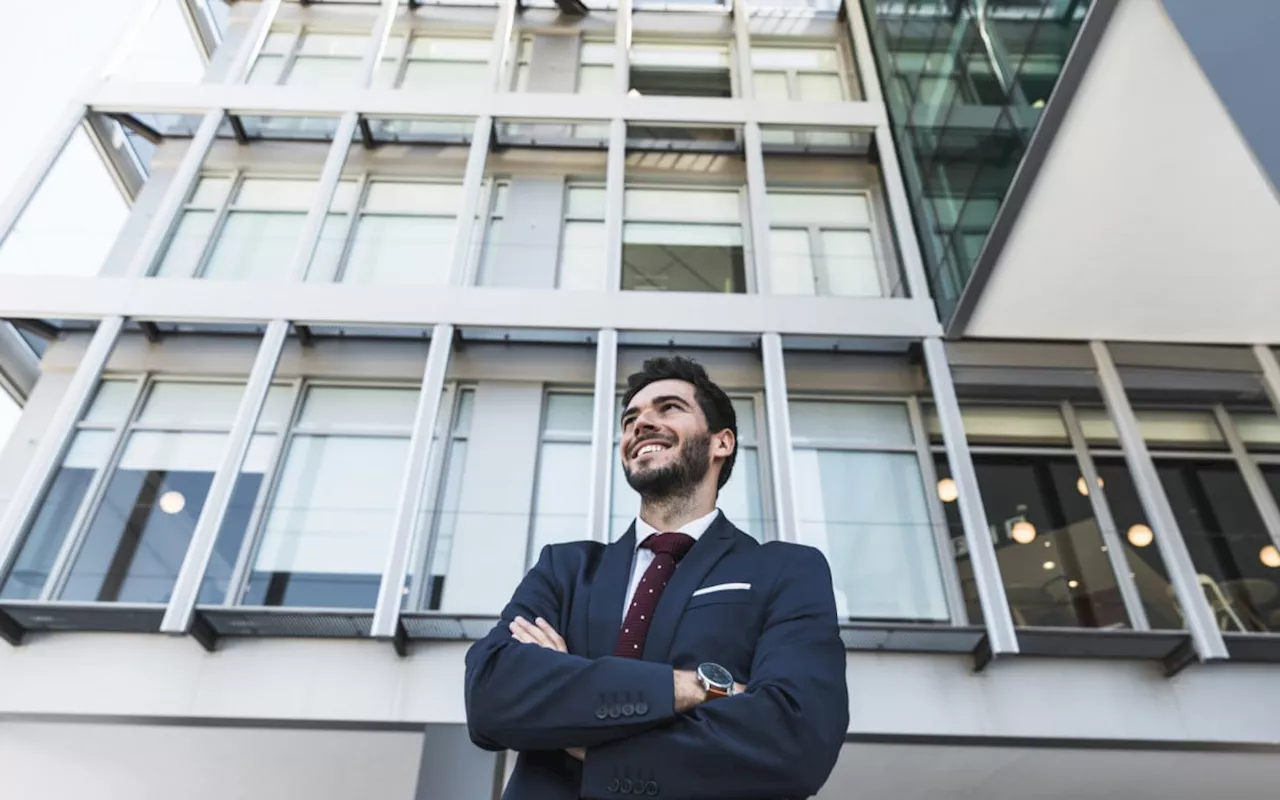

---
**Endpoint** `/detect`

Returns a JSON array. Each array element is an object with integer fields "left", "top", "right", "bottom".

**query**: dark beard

[{"left": 623, "top": 433, "right": 711, "bottom": 501}]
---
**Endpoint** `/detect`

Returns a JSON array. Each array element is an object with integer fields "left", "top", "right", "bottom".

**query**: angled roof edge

[{"left": 945, "top": 0, "right": 1121, "bottom": 339}]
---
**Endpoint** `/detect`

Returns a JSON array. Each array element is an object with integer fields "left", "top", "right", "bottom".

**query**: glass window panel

[
  {"left": 732, "top": 398, "right": 757, "bottom": 442},
  {"left": 477, "top": 219, "right": 504, "bottom": 284},
  {"left": 934, "top": 405, "right": 1070, "bottom": 445},
  {"left": 528, "top": 442, "right": 592, "bottom": 562},
  {"left": 1138, "top": 410, "right": 1225, "bottom": 447},
  {"left": 190, "top": 177, "right": 233, "bottom": 209},
  {"left": 768, "top": 228, "right": 815, "bottom": 295},
  {"left": 246, "top": 54, "right": 286, "bottom": 85},
  {"left": 566, "top": 187, "right": 607, "bottom": 220},
  {"left": 623, "top": 223, "right": 742, "bottom": 247},
  {"left": 1075, "top": 408, "right": 1117, "bottom": 443},
  {"left": 341, "top": 215, "right": 455, "bottom": 285},
  {"left": 491, "top": 183, "right": 510, "bottom": 218},
  {"left": 797, "top": 72, "right": 845, "bottom": 102},
  {"left": 297, "top": 33, "right": 368, "bottom": 57},
  {"left": 197, "top": 434, "right": 274, "bottom": 605},
  {"left": 234, "top": 178, "right": 318, "bottom": 210},
  {"left": 580, "top": 42, "right": 616, "bottom": 65},
  {"left": 1154, "top": 459, "right": 1280, "bottom": 631},
  {"left": 794, "top": 449, "right": 947, "bottom": 621},
  {"left": 751, "top": 46, "right": 840, "bottom": 71},
  {"left": 201, "top": 212, "right": 304, "bottom": 281},
  {"left": 83, "top": 381, "right": 138, "bottom": 425},
  {"left": 364, "top": 182, "right": 463, "bottom": 215},
  {"left": 631, "top": 44, "right": 730, "bottom": 69},
  {"left": 821, "top": 230, "right": 881, "bottom": 297},
  {"left": 790, "top": 401, "right": 912, "bottom": 447},
  {"left": 64, "top": 429, "right": 117, "bottom": 468},
  {"left": 154, "top": 210, "right": 217, "bottom": 278},
  {"left": 622, "top": 241, "right": 746, "bottom": 293},
  {"left": 625, "top": 189, "right": 740, "bottom": 223},
  {"left": 260, "top": 31, "right": 293, "bottom": 56},
  {"left": 374, "top": 55, "right": 401, "bottom": 89},
  {"left": 408, "top": 36, "right": 492, "bottom": 61},
  {"left": 767, "top": 192, "right": 870, "bottom": 227},
  {"left": 383, "top": 35, "right": 407, "bottom": 61},
  {"left": 453, "top": 389, "right": 475, "bottom": 435},
  {"left": 559, "top": 221, "right": 606, "bottom": 291},
  {"left": 939, "top": 454, "right": 1132, "bottom": 629},
  {"left": 308, "top": 213, "right": 349, "bottom": 282},
  {"left": 287, "top": 56, "right": 363, "bottom": 87},
  {"left": 298, "top": 386, "right": 419, "bottom": 430},
  {"left": 1234, "top": 412, "right": 1280, "bottom": 450},
  {"left": 138, "top": 382, "right": 245, "bottom": 428},
  {"left": 752, "top": 72, "right": 790, "bottom": 101},
  {"left": 577, "top": 64, "right": 613, "bottom": 94},
  {"left": 401, "top": 60, "right": 489, "bottom": 89},
  {"left": 245, "top": 434, "right": 409, "bottom": 608},
  {"left": 545, "top": 394, "right": 593, "bottom": 436},
  {"left": 59, "top": 430, "right": 229, "bottom": 603}
]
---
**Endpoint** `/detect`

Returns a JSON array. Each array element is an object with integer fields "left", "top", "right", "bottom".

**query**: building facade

[{"left": 0, "top": 0, "right": 1278, "bottom": 797}]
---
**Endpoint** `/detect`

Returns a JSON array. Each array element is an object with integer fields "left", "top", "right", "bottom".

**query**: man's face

[{"left": 620, "top": 379, "right": 722, "bottom": 499}]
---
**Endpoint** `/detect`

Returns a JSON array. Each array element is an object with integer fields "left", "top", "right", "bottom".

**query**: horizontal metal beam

[
  {"left": 85, "top": 82, "right": 887, "bottom": 129},
  {"left": 0, "top": 276, "right": 944, "bottom": 339}
]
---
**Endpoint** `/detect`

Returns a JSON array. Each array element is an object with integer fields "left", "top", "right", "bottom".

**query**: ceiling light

[
  {"left": 158, "top": 490, "right": 186, "bottom": 515},
  {"left": 1044, "top": 540, "right": 1052, "bottom": 548},
  {"left": 1127, "top": 523, "right": 1154, "bottom": 548},
  {"left": 1076, "top": 475, "right": 1104, "bottom": 497},
  {"left": 1011, "top": 519, "right": 1037, "bottom": 544},
  {"left": 1043, "top": 560, "right": 1056, "bottom": 571},
  {"left": 1261, "top": 545, "right": 1280, "bottom": 569},
  {"left": 937, "top": 477, "right": 958, "bottom": 503},
  {"left": 1068, "top": 579, "right": 1079, "bottom": 589}
]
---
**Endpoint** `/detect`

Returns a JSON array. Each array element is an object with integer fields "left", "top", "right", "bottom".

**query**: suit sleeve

[
  {"left": 578, "top": 546, "right": 849, "bottom": 800},
  {"left": 464, "top": 544, "right": 680, "bottom": 753}
]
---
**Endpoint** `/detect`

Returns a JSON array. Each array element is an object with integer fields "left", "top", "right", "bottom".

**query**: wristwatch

[{"left": 696, "top": 662, "right": 735, "bottom": 699}]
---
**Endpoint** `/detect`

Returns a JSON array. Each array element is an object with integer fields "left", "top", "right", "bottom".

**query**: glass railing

[{"left": 860, "top": 0, "right": 1092, "bottom": 319}]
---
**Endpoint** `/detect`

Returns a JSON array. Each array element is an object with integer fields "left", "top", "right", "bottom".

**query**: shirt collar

[{"left": 633, "top": 508, "right": 721, "bottom": 552}]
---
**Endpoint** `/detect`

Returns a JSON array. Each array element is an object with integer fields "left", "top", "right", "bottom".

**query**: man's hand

[{"left": 509, "top": 616, "right": 567, "bottom": 652}]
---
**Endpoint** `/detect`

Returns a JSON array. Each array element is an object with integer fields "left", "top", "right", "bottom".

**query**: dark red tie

[{"left": 616, "top": 532, "right": 697, "bottom": 659}]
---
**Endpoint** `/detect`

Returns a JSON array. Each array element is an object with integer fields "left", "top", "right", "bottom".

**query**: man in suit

[{"left": 465, "top": 356, "right": 848, "bottom": 799}]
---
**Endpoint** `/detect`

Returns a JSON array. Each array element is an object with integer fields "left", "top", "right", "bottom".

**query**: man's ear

[{"left": 711, "top": 428, "right": 736, "bottom": 459}]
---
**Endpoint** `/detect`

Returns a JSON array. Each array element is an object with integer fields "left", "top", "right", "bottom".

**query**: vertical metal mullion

[
  {"left": 221, "top": 378, "right": 306, "bottom": 607},
  {"left": 0, "top": 318, "right": 125, "bottom": 595},
  {"left": 1090, "top": 341, "right": 1227, "bottom": 661},
  {"left": 371, "top": 324, "right": 455, "bottom": 639},
  {"left": 741, "top": 124, "right": 773, "bottom": 296},
  {"left": 750, "top": 390, "right": 778, "bottom": 542},
  {"left": 922, "top": 337, "right": 1018, "bottom": 657},
  {"left": 448, "top": 119, "right": 494, "bottom": 286},
  {"left": 613, "top": 0, "right": 633, "bottom": 96},
  {"left": 1254, "top": 345, "right": 1280, "bottom": 421},
  {"left": 229, "top": 0, "right": 285, "bottom": 84},
  {"left": 410, "top": 383, "right": 462, "bottom": 612},
  {"left": 760, "top": 334, "right": 799, "bottom": 543},
  {"left": 361, "top": 0, "right": 401, "bottom": 85},
  {"left": 325, "top": 174, "right": 369, "bottom": 284},
  {"left": 1062, "top": 400, "right": 1151, "bottom": 631},
  {"left": 287, "top": 114, "right": 358, "bottom": 283},
  {"left": 160, "top": 321, "right": 289, "bottom": 633},
  {"left": 604, "top": 0, "right": 632, "bottom": 292},
  {"left": 0, "top": 104, "right": 85, "bottom": 251},
  {"left": 586, "top": 330, "right": 619, "bottom": 544},
  {"left": 907, "top": 395, "right": 967, "bottom": 626},
  {"left": 845, "top": 5, "right": 932, "bottom": 302},
  {"left": 463, "top": 179, "right": 496, "bottom": 287},
  {"left": 486, "top": 0, "right": 518, "bottom": 91},
  {"left": 1213, "top": 405, "right": 1280, "bottom": 556}
]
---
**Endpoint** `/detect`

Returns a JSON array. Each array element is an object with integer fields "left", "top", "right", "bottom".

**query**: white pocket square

[{"left": 691, "top": 582, "right": 751, "bottom": 597}]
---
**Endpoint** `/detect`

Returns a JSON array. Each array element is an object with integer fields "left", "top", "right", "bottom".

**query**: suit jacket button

[
  {"left": 635, "top": 702, "right": 649, "bottom": 715},
  {"left": 646, "top": 780, "right": 659, "bottom": 795},
  {"left": 596, "top": 706, "right": 609, "bottom": 720},
  {"left": 607, "top": 778, "right": 620, "bottom": 793},
  {"left": 621, "top": 702, "right": 635, "bottom": 716},
  {"left": 608, "top": 703, "right": 622, "bottom": 718},
  {"left": 619, "top": 778, "right": 632, "bottom": 793}
]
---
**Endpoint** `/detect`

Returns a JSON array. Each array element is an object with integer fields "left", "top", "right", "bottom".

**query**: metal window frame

[
  {"left": 411, "top": 381, "right": 471, "bottom": 612},
  {"left": 1090, "top": 341, "right": 1228, "bottom": 662},
  {"left": 519, "top": 386, "right": 597, "bottom": 571}
]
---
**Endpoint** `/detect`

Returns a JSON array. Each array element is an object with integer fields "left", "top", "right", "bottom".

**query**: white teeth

[{"left": 637, "top": 443, "right": 667, "bottom": 457}]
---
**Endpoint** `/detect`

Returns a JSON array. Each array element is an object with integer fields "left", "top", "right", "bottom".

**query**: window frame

[
  {"left": 524, "top": 387, "right": 595, "bottom": 568},
  {"left": 248, "top": 28, "right": 372, "bottom": 88},
  {"left": 765, "top": 187, "right": 887, "bottom": 298},
  {"left": 749, "top": 38, "right": 859, "bottom": 104},
  {"left": 379, "top": 31, "right": 497, "bottom": 91}
]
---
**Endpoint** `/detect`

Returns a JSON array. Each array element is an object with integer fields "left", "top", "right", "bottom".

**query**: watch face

[{"left": 698, "top": 662, "right": 733, "bottom": 688}]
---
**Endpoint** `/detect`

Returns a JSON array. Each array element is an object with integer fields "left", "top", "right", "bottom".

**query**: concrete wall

[{"left": 963, "top": 0, "right": 1280, "bottom": 345}]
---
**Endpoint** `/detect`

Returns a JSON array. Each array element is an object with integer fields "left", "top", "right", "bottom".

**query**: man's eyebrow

[{"left": 620, "top": 395, "right": 689, "bottom": 421}]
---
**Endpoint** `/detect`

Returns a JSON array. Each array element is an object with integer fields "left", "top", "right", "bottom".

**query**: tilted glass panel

[{"left": 790, "top": 400, "right": 912, "bottom": 447}]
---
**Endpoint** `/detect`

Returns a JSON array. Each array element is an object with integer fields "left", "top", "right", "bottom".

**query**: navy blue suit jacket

[{"left": 464, "top": 512, "right": 848, "bottom": 799}]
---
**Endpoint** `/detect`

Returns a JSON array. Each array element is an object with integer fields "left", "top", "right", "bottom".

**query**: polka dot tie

[{"left": 615, "top": 532, "right": 697, "bottom": 659}]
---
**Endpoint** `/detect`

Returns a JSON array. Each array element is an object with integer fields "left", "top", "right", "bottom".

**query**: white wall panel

[{"left": 963, "top": 0, "right": 1280, "bottom": 344}]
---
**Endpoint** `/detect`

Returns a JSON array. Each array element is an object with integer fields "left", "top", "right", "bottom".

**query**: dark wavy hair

[{"left": 621, "top": 356, "right": 738, "bottom": 489}]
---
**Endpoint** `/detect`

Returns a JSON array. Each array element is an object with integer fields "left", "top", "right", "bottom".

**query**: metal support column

[
  {"left": 1214, "top": 404, "right": 1280, "bottom": 556},
  {"left": 922, "top": 337, "right": 1018, "bottom": 660},
  {"left": 0, "top": 317, "right": 124, "bottom": 584},
  {"left": 160, "top": 320, "right": 288, "bottom": 634},
  {"left": 371, "top": 324, "right": 454, "bottom": 641},
  {"left": 1090, "top": 341, "right": 1227, "bottom": 662},
  {"left": 603, "top": 0, "right": 632, "bottom": 292},
  {"left": 760, "top": 333, "right": 799, "bottom": 543},
  {"left": 1062, "top": 401, "right": 1151, "bottom": 631},
  {"left": 586, "top": 329, "right": 619, "bottom": 543}
]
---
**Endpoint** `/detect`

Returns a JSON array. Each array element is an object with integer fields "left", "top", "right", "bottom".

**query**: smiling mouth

[{"left": 633, "top": 442, "right": 671, "bottom": 459}]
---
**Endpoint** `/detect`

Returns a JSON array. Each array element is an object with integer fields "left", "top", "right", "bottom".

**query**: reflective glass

[
  {"left": 340, "top": 215, "right": 455, "bottom": 285},
  {"left": 298, "top": 386, "right": 419, "bottom": 429},
  {"left": 201, "top": 212, "right": 305, "bottom": 281},
  {"left": 528, "top": 442, "right": 592, "bottom": 563},
  {"left": 559, "top": 221, "right": 606, "bottom": 291},
  {"left": 768, "top": 229, "right": 814, "bottom": 295},
  {"left": 790, "top": 401, "right": 912, "bottom": 447}
]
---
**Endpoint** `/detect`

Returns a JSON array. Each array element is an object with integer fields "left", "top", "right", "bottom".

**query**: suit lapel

[
  {"left": 641, "top": 512, "right": 736, "bottom": 662},
  {"left": 586, "top": 524, "right": 635, "bottom": 658}
]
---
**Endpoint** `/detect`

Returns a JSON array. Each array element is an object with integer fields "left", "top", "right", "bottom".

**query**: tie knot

[{"left": 643, "top": 531, "right": 696, "bottom": 561}]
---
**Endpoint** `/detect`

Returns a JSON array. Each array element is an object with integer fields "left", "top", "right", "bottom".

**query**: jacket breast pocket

[{"left": 685, "top": 590, "right": 754, "bottom": 610}]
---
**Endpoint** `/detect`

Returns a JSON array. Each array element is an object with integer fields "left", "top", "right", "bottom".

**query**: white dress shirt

[{"left": 622, "top": 508, "right": 721, "bottom": 617}]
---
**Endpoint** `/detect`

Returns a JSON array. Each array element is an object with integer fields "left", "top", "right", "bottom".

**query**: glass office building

[{"left": 0, "top": 0, "right": 1277, "bottom": 796}]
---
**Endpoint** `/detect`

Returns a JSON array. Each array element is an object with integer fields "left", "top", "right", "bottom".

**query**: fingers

[{"left": 508, "top": 616, "right": 567, "bottom": 652}]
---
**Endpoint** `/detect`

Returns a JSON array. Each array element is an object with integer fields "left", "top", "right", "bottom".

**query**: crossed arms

[{"left": 463, "top": 544, "right": 849, "bottom": 799}]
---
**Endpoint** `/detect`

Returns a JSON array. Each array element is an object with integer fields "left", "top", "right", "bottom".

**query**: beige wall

[{"left": 963, "top": 0, "right": 1280, "bottom": 345}]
